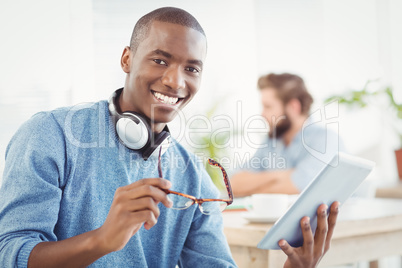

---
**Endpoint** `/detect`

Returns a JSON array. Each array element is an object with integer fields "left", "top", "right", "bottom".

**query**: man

[
  {"left": 231, "top": 73, "right": 344, "bottom": 197},
  {"left": 0, "top": 8, "right": 339, "bottom": 267}
]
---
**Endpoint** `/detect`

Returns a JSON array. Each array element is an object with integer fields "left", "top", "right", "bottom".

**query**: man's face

[
  {"left": 260, "top": 88, "right": 291, "bottom": 138},
  {"left": 121, "top": 21, "right": 207, "bottom": 130}
]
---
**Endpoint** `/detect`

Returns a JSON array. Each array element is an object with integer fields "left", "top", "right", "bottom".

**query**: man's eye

[
  {"left": 154, "top": 59, "right": 167, "bottom": 65},
  {"left": 186, "top": 67, "right": 200, "bottom": 73}
]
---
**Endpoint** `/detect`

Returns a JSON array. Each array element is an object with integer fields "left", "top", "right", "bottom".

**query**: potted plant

[
  {"left": 325, "top": 81, "right": 402, "bottom": 180},
  {"left": 186, "top": 99, "right": 239, "bottom": 191}
]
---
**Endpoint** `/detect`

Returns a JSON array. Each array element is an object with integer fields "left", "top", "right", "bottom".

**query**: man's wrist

[{"left": 87, "top": 228, "right": 113, "bottom": 257}]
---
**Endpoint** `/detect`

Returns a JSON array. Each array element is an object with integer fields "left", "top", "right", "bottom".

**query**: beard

[{"left": 268, "top": 115, "right": 291, "bottom": 139}]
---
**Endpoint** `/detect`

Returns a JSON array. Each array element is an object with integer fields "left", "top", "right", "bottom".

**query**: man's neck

[
  {"left": 282, "top": 115, "right": 307, "bottom": 146},
  {"left": 118, "top": 89, "right": 166, "bottom": 134},
  {"left": 152, "top": 122, "right": 167, "bottom": 134}
]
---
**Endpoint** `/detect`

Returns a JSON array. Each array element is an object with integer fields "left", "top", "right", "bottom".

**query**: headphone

[{"left": 108, "top": 88, "right": 171, "bottom": 160}]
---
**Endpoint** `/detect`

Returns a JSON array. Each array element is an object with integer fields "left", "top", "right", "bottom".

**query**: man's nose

[
  {"left": 262, "top": 112, "right": 271, "bottom": 124},
  {"left": 161, "top": 67, "right": 185, "bottom": 90}
]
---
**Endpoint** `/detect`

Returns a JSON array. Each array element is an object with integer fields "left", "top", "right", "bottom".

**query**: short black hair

[{"left": 130, "top": 7, "right": 206, "bottom": 54}]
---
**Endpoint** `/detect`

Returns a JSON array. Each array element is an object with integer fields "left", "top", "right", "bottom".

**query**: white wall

[
  {"left": 253, "top": 0, "right": 402, "bottom": 182},
  {"left": 1, "top": 0, "right": 402, "bottom": 183},
  {"left": 0, "top": 0, "right": 94, "bottom": 182}
]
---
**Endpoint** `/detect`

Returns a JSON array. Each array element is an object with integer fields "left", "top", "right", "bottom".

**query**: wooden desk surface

[
  {"left": 376, "top": 181, "right": 402, "bottom": 199},
  {"left": 223, "top": 198, "right": 402, "bottom": 267}
]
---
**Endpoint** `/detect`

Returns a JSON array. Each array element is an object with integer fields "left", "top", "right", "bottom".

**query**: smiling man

[
  {"left": 119, "top": 19, "right": 206, "bottom": 132},
  {"left": 0, "top": 7, "right": 339, "bottom": 268}
]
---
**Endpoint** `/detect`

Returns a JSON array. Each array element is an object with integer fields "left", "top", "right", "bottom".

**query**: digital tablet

[{"left": 257, "top": 152, "right": 375, "bottom": 250}]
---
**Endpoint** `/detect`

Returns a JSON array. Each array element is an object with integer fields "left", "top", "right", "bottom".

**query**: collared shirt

[{"left": 240, "top": 123, "right": 345, "bottom": 191}]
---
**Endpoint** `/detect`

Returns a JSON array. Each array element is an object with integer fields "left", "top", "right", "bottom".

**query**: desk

[
  {"left": 376, "top": 182, "right": 402, "bottom": 199},
  {"left": 223, "top": 198, "right": 402, "bottom": 267}
]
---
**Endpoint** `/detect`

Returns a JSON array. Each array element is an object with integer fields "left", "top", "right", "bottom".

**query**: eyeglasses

[{"left": 158, "top": 147, "right": 233, "bottom": 215}]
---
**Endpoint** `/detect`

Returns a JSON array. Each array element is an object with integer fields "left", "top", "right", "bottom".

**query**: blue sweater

[{"left": 0, "top": 101, "right": 236, "bottom": 267}]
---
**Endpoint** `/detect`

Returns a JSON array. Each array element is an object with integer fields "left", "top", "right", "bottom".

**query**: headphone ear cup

[
  {"left": 108, "top": 88, "right": 170, "bottom": 159},
  {"left": 115, "top": 112, "right": 151, "bottom": 150}
]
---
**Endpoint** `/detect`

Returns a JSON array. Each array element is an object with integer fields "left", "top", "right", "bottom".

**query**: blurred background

[{"left": 1, "top": 0, "right": 402, "bottom": 188}]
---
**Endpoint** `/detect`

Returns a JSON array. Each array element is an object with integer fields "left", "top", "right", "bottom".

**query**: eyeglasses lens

[
  {"left": 167, "top": 193, "right": 194, "bottom": 210},
  {"left": 199, "top": 201, "right": 228, "bottom": 215}
]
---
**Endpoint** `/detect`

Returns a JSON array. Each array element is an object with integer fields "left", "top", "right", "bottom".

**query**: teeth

[{"left": 153, "top": 91, "right": 179, "bottom": 105}]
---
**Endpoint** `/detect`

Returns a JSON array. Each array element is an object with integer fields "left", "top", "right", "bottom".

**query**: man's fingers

[
  {"left": 300, "top": 216, "right": 314, "bottom": 254},
  {"left": 123, "top": 177, "right": 172, "bottom": 191},
  {"left": 314, "top": 204, "right": 329, "bottom": 255},
  {"left": 280, "top": 202, "right": 340, "bottom": 268},
  {"left": 128, "top": 197, "right": 161, "bottom": 218},
  {"left": 278, "top": 239, "right": 295, "bottom": 258},
  {"left": 110, "top": 178, "right": 174, "bottom": 233},
  {"left": 324, "top": 201, "right": 340, "bottom": 252},
  {"left": 118, "top": 180, "right": 173, "bottom": 208},
  {"left": 132, "top": 210, "right": 158, "bottom": 230}
]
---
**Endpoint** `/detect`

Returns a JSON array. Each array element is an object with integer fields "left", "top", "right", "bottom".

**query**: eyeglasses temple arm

[
  {"left": 158, "top": 146, "right": 163, "bottom": 178},
  {"left": 207, "top": 159, "right": 234, "bottom": 204}
]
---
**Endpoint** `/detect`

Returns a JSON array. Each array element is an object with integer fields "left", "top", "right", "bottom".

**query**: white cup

[{"left": 249, "top": 194, "right": 289, "bottom": 218}]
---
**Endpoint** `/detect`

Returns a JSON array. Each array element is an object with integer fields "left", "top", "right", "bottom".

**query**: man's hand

[
  {"left": 279, "top": 201, "right": 340, "bottom": 268},
  {"left": 96, "top": 178, "right": 173, "bottom": 254}
]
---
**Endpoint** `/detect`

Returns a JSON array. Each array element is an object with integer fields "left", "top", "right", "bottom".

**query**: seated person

[
  {"left": 0, "top": 9, "right": 339, "bottom": 268},
  {"left": 231, "top": 73, "right": 345, "bottom": 197}
]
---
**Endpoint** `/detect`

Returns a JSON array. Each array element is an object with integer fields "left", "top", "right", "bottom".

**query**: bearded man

[{"left": 231, "top": 73, "right": 345, "bottom": 197}]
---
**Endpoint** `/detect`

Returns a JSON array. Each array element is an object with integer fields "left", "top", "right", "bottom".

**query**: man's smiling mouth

[{"left": 151, "top": 90, "right": 182, "bottom": 105}]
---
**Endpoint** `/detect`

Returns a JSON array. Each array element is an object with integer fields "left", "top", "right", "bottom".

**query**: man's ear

[
  {"left": 286, "top": 98, "right": 302, "bottom": 116},
  {"left": 121, "top": 46, "right": 131, "bottom": 73}
]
